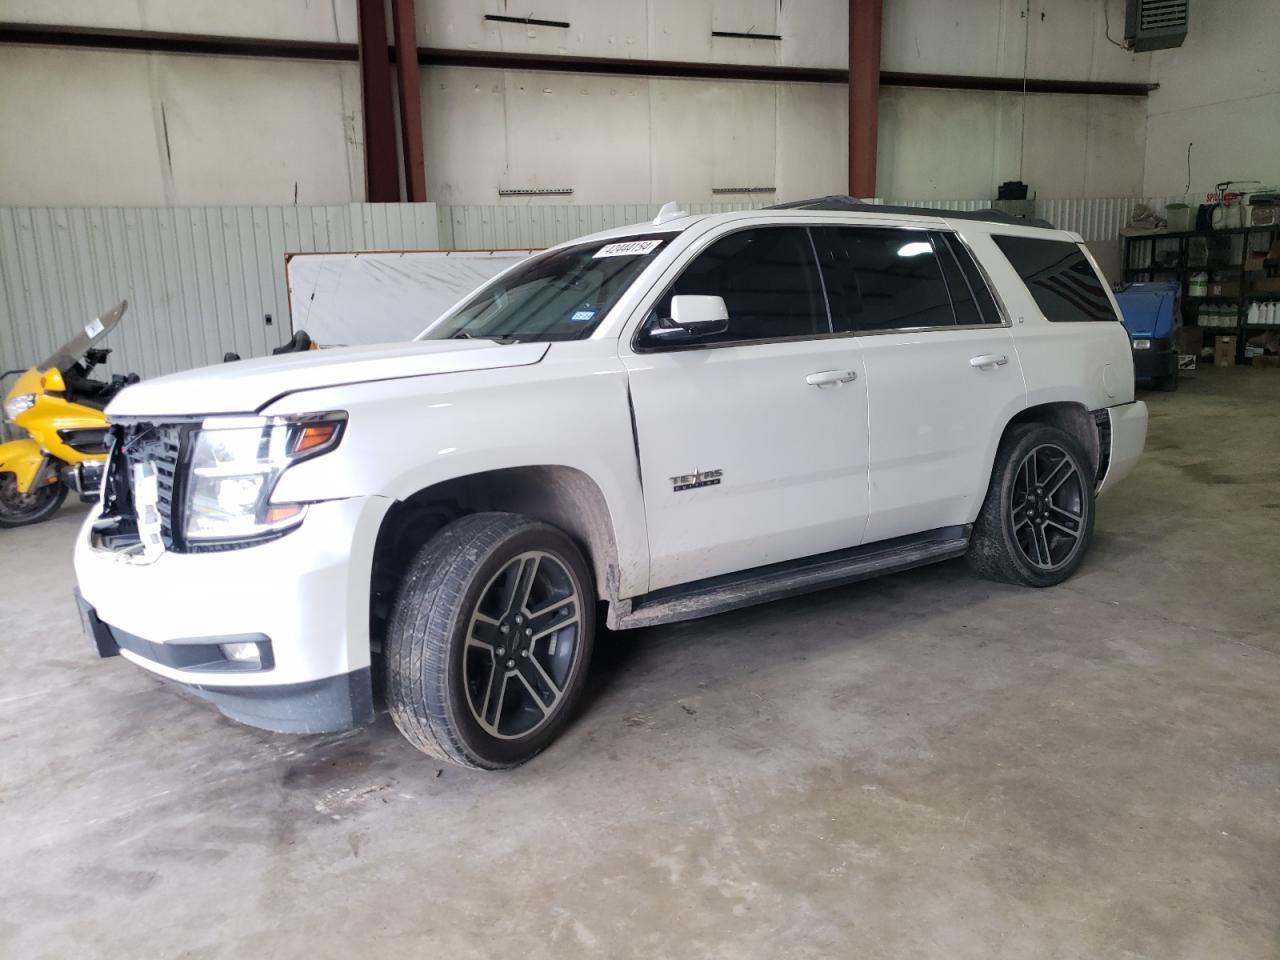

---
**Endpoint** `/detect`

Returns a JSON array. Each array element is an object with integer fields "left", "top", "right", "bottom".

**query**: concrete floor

[{"left": 2, "top": 367, "right": 1277, "bottom": 959}]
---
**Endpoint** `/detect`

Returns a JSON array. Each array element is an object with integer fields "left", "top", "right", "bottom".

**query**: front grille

[{"left": 97, "top": 421, "right": 191, "bottom": 551}]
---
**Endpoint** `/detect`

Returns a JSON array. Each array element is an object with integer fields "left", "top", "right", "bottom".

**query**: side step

[{"left": 611, "top": 526, "right": 971, "bottom": 630}]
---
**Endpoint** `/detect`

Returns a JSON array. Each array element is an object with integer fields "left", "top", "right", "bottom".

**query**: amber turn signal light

[
  {"left": 292, "top": 422, "right": 339, "bottom": 455},
  {"left": 264, "top": 504, "right": 304, "bottom": 524}
]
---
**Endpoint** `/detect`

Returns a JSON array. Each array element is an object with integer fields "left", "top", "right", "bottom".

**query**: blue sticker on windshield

[{"left": 569, "top": 309, "right": 596, "bottom": 323}]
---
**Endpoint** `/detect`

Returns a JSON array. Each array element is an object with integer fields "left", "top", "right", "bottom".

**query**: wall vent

[{"left": 1124, "top": 0, "right": 1188, "bottom": 52}]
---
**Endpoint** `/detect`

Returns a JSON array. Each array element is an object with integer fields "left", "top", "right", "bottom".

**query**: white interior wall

[
  {"left": 0, "top": 46, "right": 365, "bottom": 207},
  {"left": 0, "top": 0, "right": 1157, "bottom": 208},
  {"left": 1142, "top": 0, "right": 1280, "bottom": 198}
]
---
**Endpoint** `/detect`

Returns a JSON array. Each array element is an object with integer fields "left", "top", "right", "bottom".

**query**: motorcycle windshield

[{"left": 40, "top": 300, "right": 128, "bottom": 373}]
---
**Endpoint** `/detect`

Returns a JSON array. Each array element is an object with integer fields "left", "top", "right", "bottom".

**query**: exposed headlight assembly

[
  {"left": 184, "top": 412, "right": 346, "bottom": 544},
  {"left": 3, "top": 393, "right": 36, "bottom": 421}
]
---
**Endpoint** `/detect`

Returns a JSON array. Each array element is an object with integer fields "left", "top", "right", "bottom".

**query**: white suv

[{"left": 74, "top": 198, "right": 1147, "bottom": 769}]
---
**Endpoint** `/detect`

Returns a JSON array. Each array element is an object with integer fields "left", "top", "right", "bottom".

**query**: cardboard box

[
  {"left": 1215, "top": 336, "right": 1238, "bottom": 367},
  {"left": 1249, "top": 277, "right": 1280, "bottom": 294}
]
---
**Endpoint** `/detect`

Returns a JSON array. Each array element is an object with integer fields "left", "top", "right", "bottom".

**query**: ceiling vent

[{"left": 1124, "top": 0, "right": 1188, "bottom": 51}]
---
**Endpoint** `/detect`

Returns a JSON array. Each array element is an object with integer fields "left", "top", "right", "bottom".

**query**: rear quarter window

[{"left": 992, "top": 235, "right": 1118, "bottom": 323}]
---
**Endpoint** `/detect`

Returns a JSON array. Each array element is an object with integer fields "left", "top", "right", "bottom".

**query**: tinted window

[
  {"left": 937, "top": 233, "right": 1001, "bottom": 324},
  {"left": 992, "top": 235, "right": 1117, "bottom": 323},
  {"left": 643, "top": 227, "right": 827, "bottom": 346},
  {"left": 422, "top": 235, "right": 671, "bottom": 342},
  {"left": 817, "top": 227, "right": 955, "bottom": 331}
]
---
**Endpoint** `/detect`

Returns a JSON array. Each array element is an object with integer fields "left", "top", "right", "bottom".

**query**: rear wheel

[
  {"left": 386, "top": 512, "right": 595, "bottom": 769},
  {"left": 0, "top": 473, "right": 67, "bottom": 528},
  {"left": 967, "top": 423, "right": 1096, "bottom": 587}
]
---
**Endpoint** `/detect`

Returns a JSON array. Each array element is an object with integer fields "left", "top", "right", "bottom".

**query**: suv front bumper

[{"left": 73, "top": 495, "right": 391, "bottom": 734}]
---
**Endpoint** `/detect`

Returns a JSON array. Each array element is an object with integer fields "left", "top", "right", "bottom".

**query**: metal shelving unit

[{"left": 1122, "top": 223, "right": 1280, "bottom": 362}]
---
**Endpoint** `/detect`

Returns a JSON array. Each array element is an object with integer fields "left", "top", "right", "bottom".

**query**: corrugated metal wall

[
  {"left": 1, "top": 195, "right": 1172, "bottom": 405},
  {"left": 0, "top": 203, "right": 440, "bottom": 386}
]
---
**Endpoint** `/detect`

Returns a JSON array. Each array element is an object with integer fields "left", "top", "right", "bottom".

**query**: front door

[{"left": 621, "top": 226, "right": 871, "bottom": 592}]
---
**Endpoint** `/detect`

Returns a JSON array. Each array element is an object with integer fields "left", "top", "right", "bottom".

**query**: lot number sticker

[{"left": 593, "top": 239, "right": 663, "bottom": 258}]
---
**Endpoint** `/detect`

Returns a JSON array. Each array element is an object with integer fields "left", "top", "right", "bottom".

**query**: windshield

[
  {"left": 40, "top": 300, "right": 128, "bottom": 372},
  {"left": 419, "top": 235, "right": 672, "bottom": 342}
]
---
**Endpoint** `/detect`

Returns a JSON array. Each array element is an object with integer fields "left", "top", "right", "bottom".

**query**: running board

[{"left": 611, "top": 526, "right": 971, "bottom": 630}]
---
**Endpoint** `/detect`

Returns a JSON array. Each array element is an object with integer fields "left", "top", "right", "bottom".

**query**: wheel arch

[
  {"left": 1003, "top": 401, "right": 1101, "bottom": 477},
  {"left": 368, "top": 464, "right": 621, "bottom": 648}
]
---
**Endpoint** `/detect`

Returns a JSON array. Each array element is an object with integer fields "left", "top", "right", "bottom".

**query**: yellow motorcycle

[{"left": 0, "top": 301, "right": 137, "bottom": 527}]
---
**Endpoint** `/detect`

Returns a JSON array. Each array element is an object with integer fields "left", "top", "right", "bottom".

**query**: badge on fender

[{"left": 670, "top": 468, "right": 722, "bottom": 492}]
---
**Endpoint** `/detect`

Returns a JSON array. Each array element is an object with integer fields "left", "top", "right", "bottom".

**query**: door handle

[
  {"left": 969, "top": 354, "right": 1008, "bottom": 369},
  {"left": 806, "top": 369, "right": 857, "bottom": 387}
]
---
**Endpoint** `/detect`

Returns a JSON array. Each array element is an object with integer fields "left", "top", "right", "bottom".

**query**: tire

[
  {"left": 0, "top": 473, "right": 67, "bottom": 528},
  {"left": 966, "top": 423, "right": 1096, "bottom": 587},
  {"left": 1157, "top": 368, "right": 1179, "bottom": 392},
  {"left": 386, "top": 512, "right": 596, "bottom": 769}
]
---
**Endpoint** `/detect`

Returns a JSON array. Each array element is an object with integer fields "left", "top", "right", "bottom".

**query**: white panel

[
  {"left": 0, "top": 47, "right": 363, "bottom": 207},
  {"left": 878, "top": 87, "right": 1147, "bottom": 201},
  {"left": 1143, "top": 0, "right": 1280, "bottom": 197},
  {"left": 0, "top": 0, "right": 357, "bottom": 42},
  {"left": 286, "top": 251, "right": 533, "bottom": 346},
  {"left": 880, "top": 0, "right": 1151, "bottom": 82},
  {"left": 0, "top": 47, "right": 168, "bottom": 207}
]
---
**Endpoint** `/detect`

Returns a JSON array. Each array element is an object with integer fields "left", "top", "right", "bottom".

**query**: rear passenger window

[
  {"left": 936, "top": 233, "right": 1001, "bottom": 325},
  {"left": 992, "top": 235, "right": 1117, "bottom": 322},
  {"left": 644, "top": 227, "right": 828, "bottom": 346},
  {"left": 816, "top": 227, "right": 955, "bottom": 331}
]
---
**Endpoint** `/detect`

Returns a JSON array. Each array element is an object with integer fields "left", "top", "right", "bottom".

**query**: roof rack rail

[{"left": 767, "top": 195, "right": 1055, "bottom": 229}]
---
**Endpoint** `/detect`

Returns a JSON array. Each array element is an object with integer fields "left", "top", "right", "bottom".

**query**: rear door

[
  {"left": 813, "top": 226, "right": 1028, "bottom": 543},
  {"left": 621, "top": 225, "right": 871, "bottom": 591},
  {"left": 986, "top": 233, "right": 1135, "bottom": 411}
]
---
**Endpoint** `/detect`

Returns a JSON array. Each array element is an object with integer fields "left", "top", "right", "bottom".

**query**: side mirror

[{"left": 647, "top": 295, "right": 730, "bottom": 343}]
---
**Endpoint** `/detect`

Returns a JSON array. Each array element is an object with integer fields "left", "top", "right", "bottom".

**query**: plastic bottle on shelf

[{"left": 1249, "top": 302, "right": 1261, "bottom": 327}]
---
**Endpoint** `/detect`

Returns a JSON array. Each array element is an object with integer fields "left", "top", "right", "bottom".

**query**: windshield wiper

[{"left": 451, "top": 332, "right": 521, "bottom": 344}]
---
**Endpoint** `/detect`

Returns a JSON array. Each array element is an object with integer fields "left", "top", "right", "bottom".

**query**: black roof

[{"left": 767, "top": 195, "right": 1056, "bottom": 230}]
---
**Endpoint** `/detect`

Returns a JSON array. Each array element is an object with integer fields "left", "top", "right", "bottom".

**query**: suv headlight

[
  {"left": 3, "top": 393, "right": 36, "bottom": 421},
  {"left": 185, "top": 412, "right": 346, "bottom": 543}
]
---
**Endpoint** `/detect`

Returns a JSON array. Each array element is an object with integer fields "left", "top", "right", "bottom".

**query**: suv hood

[{"left": 108, "top": 339, "right": 550, "bottom": 417}]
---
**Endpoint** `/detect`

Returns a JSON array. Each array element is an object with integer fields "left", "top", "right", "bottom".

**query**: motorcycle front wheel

[{"left": 0, "top": 473, "right": 68, "bottom": 528}]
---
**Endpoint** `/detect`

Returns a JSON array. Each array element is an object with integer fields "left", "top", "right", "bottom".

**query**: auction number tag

[{"left": 593, "top": 239, "right": 663, "bottom": 258}]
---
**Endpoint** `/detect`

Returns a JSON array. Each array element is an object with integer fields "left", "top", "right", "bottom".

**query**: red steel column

[
  {"left": 848, "top": 0, "right": 883, "bottom": 198},
  {"left": 391, "top": 0, "right": 427, "bottom": 201},
  {"left": 357, "top": 0, "right": 400, "bottom": 202}
]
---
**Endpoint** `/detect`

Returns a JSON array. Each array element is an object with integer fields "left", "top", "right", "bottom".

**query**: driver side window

[{"left": 640, "top": 227, "right": 829, "bottom": 348}]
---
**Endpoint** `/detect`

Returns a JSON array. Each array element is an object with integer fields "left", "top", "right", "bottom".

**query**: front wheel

[
  {"left": 386, "top": 512, "right": 595, "bottom": 769},
  {"left": 0, "top": 472, "right": 67, "bottom": 528},
  {"left": 967, "top": 423, "right": 1096, "bottom": 587}
]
